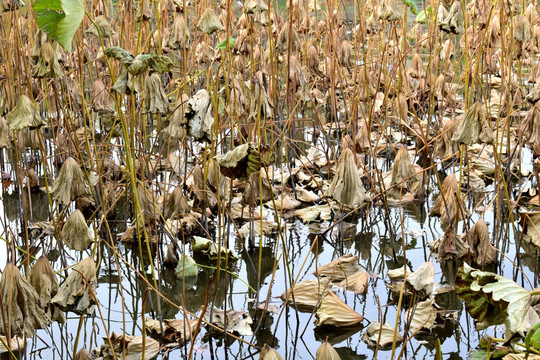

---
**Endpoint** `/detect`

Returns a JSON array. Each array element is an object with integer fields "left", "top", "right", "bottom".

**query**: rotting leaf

[
  {"left": 363, "top": 321, "right": 403, "bottom": 349},
  {"left": 294, "top": 204, "right": 333, "bottom": 223},
  {"left": 94, "top": 332, "right": 160, "bottom": 360},
  {"left": 281, "top": 279, "right": 331, "bottom": 312},
  {"left": 185, "top": 89, "right": 214, "bottom": 141},
  {"left": 104, "top": 46, "right": 173, "bottom": 75},
  {"left": 0, "top": 264, "right": 50, "bottom": 336},
  {"left": 315, "top": 291, "right": 364, "bottom": 327},
  {"left": 52, "top": 257, "right": 97, "bottom": 315},
  {"left": 314, "top": 254, "right": 362, "bottom": 282},
  {"left": 145, "top": 317, "right": 197, "bottom": 344},
  {"left": 455, "top": 263, "right": 532, "bottom": 336},
  {"left": 204, "top": 308, "right": 253, "bottom": 336}
]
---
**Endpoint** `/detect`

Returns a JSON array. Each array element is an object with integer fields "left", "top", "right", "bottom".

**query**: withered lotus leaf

[
  {"left": 51, "top": 157, "right": 90, "bottom": 205},
  {"left": 452, "top": 101, "right": 493, "bottom": 145},
  {"left": 74, "top": 349, "right": 91, "bottom": 360},
  {"left": 94, "top": 332, "right": 160, "bottom": 360},
  {"left": 429, "top": 173, "right": 469, "bottom": 230},
  {"left": 315, "top": 339, "right": 342, "bottom": 360},
  {"left": 185, "top": 89, "right": 214, "bottom": 141},
  {"left": 339, "top": 271, "right": 368, "bottom": 294},
  {"left": 32, "top": 41, "right": 63, "bottom": 79},
  {"left": 5, "top": 95, "right": 46, "bottom": 131},
  {"left": 259, "top": 344, "right": 284, "bottom": 360},
  {"left": 145, "top": 317, "right": 197, "bottom": 344},
  {"left": 197, "top": 8, "right": 223, "bottom": 34},
  {"left": 405, "top": 299, "right": 437, "bottom": 333},
  {"left": 0, "top": 116, "right": 10, "bottom": 148},
  {"left": 203, "top": 307, "right": 253, "bottom": 336},
  {"left": 281, "top": 279, "right": 330, "bottom": 312},
  {"left": 377, "top": 0, "right": 401, "bottom": 22},
  {"left": 168, "top": 13, "right": 191, "bottom": 50},
  {"left": 314, "top": 254, "right": 362, "bottom": 282},
  {"left": 245, "top": 0, "right": 268, "bottom": 14},
  {"left": 315, "top": 291, "right": 364, "bottom": 327},
  {"left": 0, "top": 264, "right": 50, "bottom": 336},
  {"left": 86, "top": 15, "right": 115, "bottom": 38},
  {"left": 29, "top": 256, "right": 66, "bottom": 323},
  {"left": 61, "top": 209, "right": 94, "bottom": 251},
  {"left": 406, "top": 262, "right": 435, "bottom": 296},
  {"left": 144, "top": 72, "right": 171, "bottom": 115},
  {"left": 52, "top": 257, "right": 97, "bottom": 315},
  {"left": 363, "top": 321, "right": 403, "bottom": 349},
  {"left": 467, "top": 219, "right": 496, "bottom": 266},
  {"left": 214, "top": 143, "right": 275, "bottom": 180},
  {"left": 325, "top": 148, "right": 371, "bottom": 207}
]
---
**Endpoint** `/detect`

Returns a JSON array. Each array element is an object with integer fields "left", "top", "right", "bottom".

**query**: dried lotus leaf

[
  {"left": 144, "top": 73, "right": 170, "bottom": 115},
  {"left": 94, "top": 332, "right": 160, "bottom": 360},
  {"left": 51, "top": 257, "right": 97, "bottom": 315},
  {"left": 315, "top": 291, "right": 364, "bottom": 327},
  {"left": 452, "top": 101, "right": 493, "bottom": 145},
  {"left": 314, "top": 254, "right": 362, "bottom": 282},
  {"left": 0, "top": 264, "right": 50, "bottom": 336},
  {"left": 259, "top": 344, "right": 284, "bottom": 360},
  {"left": 29, "top": 256, "right": 66, "bottom": 323},
  {"left": 197, "top": 8, "right": 223, "bottom": 34},
  {"left": 51, "top": 157, "right": 90, "bottom": 205},
  {"left": 405, "top": 299, "right": 437, "bottom": 333},
  {"left": 5, "top": 95, "right": 46, "bottom": 131},
  {"left": 61, "top": 209, "right": 94, "bottom": 251},
  {"left": 315, "top": 340, "right": 342, "bottom": 360},
  {"left": 281, "top": 279, "right": 330, "bottom": 312},
  {"left": 406, "top": 262, "right": 434, "bottom": 296},
  {"left": 74, "top": 349, "right": 91, "bottom": 360},
  {"left": 145, "top": 317, "right": 197, "bottom": 344},
  {"left": 467, "top": 219, "right": 496, "bottom": 266},
  {"left": 185, "top": 89, "right": 214, "bottom": 141},
  {"left": 339, "top": 271, "right": 368, "bottom": 294},
  {"left": 429, "top": 173, "right": 469, "bottom": 230},
  {"left": 363, "top": 321, "right": 403, "bottom": 348},
  {"left": 245, "top": 0, "right": 268, "bottom": 14},
  {"left": 325, "top": 148, "right": 370, "bottom": 207}
]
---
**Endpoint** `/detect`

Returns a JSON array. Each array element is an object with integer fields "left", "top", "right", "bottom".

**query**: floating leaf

[
  {"left": 204, "top": 308, "right": 253, "bottom": 336},
  {"left": 281, "top": 279, "right": 330, "bottom": 312},
  {"left": 363, "top": 321, "right": 402, "bottom": 349},
  {"left": 33, "top": 0, "right": 85, "bottom": 50},
  {"left": 315, "top": 291, "right": 364, "bottom": 327},
  {"left": 314, "top": 254, "right": 362, "bottom": 282},
  {"left": 455, "top": 263, "right": 532, "bottom": 335},
  {"left": 0, "top": 336, "right": 25, "bottom": 354},
  {"left": 406, "top": 262, "right": 434, "bottom": 296},
  {"left": 94, "top": 332, "right": 160, "bottom": 360},
  {"left": 339, "top": 271, "right": 369, "bottom": 294},
  {"left": 405, "top": 299, "right": 437, "bottom": 333},
  {"left": 29, "top": 256, "right": 65, "bottom": 323},
  {"left": 214, "top": 143, "right": 275, "bottom": 180},
  {"left": 145, "top": 317, "right": 197, "bottom": 344}
]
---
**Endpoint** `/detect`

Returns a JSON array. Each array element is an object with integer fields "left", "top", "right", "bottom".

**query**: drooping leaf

[
  {"left": 416, "top": 10, "right": 426, "bottom": 23},
  {"left": 174, "top": 254, "right": 198, "bottom": 279},
  {"left": 455, "top": 263, "right": 532, "bottom": 335},
  {"left": 104, "top": 47, "right": 173, "bottom": 75},
  {"left": 33, "top": 0, "right": 85, "bottom": 51},
  {"left": 104, "top": 46, "right": 135, "bottom": 65}
]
